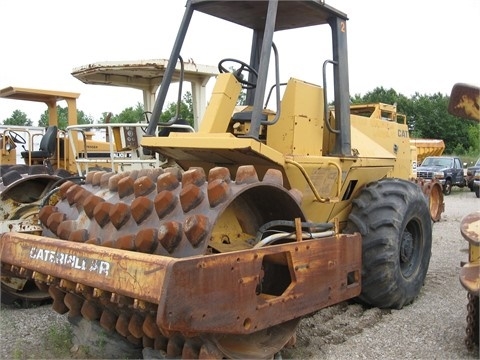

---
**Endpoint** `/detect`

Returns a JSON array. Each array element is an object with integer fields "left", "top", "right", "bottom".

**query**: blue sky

[{"left": 1, "top": 0, "right": 479, "bottom": 125}]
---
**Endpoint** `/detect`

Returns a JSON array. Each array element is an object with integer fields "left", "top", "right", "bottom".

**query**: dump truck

[
  {"left": 1, "top": 1, "right": 438, "bottom": 358},
  {"left": 410, "top": 138, "right": 445, "bottom": 164},
  {"left": 448, "top": 82, "right": 480, "bottom": 350}
]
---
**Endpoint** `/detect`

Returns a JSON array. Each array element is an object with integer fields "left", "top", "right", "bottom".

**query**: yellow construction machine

[
  {"left": 0, "top": 86, "right": 158, "bottom": 304},
  {"left": 448, "top": 82, "right": 479, "bottom": 350},
  {"left": 0, "top": 1, "right": 440, "bottom": 357},
  {"left": 0, "top": 87, "right": 92, "bottom": 304},
  {"left": 410, "top": 138, "right": 445, "bottom": 164}
]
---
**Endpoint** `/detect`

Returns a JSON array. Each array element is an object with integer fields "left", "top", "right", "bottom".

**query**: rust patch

[
  {"left": 184, "top": 214, "right": 209, "bottom": 247},
  {"left": 143, "top": 314, "right": 161, "bottom": 338},
  {"left": 207, "top": 179, "right": 230, "bottom": 207},
  {"left": 73, "top": 187, "right": 91, "bottom": 205},
  {"left": 81, "top": 300, "right": 102, "bottom": 321},
  {"left": 100, "top": 172, "right": 115, "bottom": 188},
  {"left": 235, "top": 165, "right": 259, "bottom": 184},
  {"left": 118, "top": 176, "right": 135, "bottom": 198},
  {"left": 85, "top": 172, "right": 96, "bottom": 184},
  {"left": 69, "top": 229, "right": 89, "bottom": 243},
  {"left": 93, "top": 202, "right": 113, "bottom": 227},
  {"left": 128, "top": 313, "right": 145, "bottom": 339},
  {"left": 135, "top": 228, "right": 158, "bottom": 253},
  {"left": 48, "top": 285, "right": 68, "bottom": 314},
  {"left": 64, "top": 292, "right": 84, "bottom": 318},
  {"left": 109, "top": 202, "right": 131, "bottom": 229},
  {"left": 138, "top": 167, "right": 164, "bottom": 181},
  {"left": 156, "top": 221, "right": 182, "bottom": 253},
  {"left": 182, "top": 339, "right": 201, "bottom": 359},
  {"left": 86, "top": 237, "right": 100, "bottom": 245},
  {"left": 66, "top": 184, "right": 82, "bottom": 205},
  {"left": 167, "top": 336, "right": 184, "bottom": 358},
  {"left": 39, "top": 205, "right": 57, "bottom": 225},
  {"left": 154, "top": 190, "right": 177, "bottom": 219},
  {"left": 134, "top": 176, "right": 155, "bottom": 197},
  {"left": 100, "top": 309, "right": 118, "bottom": 332},
  {"left": 108, "top": 173, "right": 128, "bottom": 192},
  {"left": 92, "top": 171, "right": 107, "bottom": 186},
  {"left": 116, "top": 313, "right": 131, "bottom": 338},
  {"left": 116, "top": 234, "right": 136, "bottom": 250},
  {"left": 58, "top": 181, "right": 76, "bottom": 200},
  {"left": 157, "top": 172, "right": 180, "bottom": 192},
  {"left": 56, "top": 220, "right": 75, "bottom": 240},
  {"left": 47, "top": 212, "right": 66, "bottom": 234},
  {"left": 84, "top": 195, "right": 105, "bottom": 219},
  {"left": 131, "top": 197, "right": 154, "bottom": 224},
  {"left": 182, "top": 168, "right": 206, "bottom": 187},
  {"left": 180, "top": 184, "right": 204, "bottom": 212},
  {"left": 208, "top": 166, "right": 231, "bottom": 183}
]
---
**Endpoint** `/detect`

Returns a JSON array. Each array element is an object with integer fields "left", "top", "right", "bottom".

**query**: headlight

[{"left": 434, "top": 171, "right": 444, "bottom": 178}]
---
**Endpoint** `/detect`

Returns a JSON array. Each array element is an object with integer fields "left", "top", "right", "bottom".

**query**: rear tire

[
  {"left": 475, "top": 185, "right": 480, "bottom": 198},
  {"left": 347, "top": 178, "right": 432, "bottom": 309}
]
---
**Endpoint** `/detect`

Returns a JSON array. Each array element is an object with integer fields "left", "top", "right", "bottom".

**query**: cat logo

[{"left": 398, "top": 129, "right": 408, "bottom": 138}]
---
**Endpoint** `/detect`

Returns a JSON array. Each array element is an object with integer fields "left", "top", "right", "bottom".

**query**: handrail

[
  {"left": 0, "top": 127, "right": 42, "bottom": 167},
  {"left": 66, "top": 123, "right": 194, "bottom": 175},
  {"left": 322, "top": 59, "right": 340, "bottom": 134}
]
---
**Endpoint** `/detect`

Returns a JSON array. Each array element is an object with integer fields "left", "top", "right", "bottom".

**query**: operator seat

[
  {"left": 158, "top": 118, "right": 192, "bottom": 137},
  {"left": 21, "top": 125, "right": 58, "bottom": 166}
]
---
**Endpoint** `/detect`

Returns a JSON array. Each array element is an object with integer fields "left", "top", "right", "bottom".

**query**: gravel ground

[{"left": 0, "top": 187, "right": 479, "bottom": 359}]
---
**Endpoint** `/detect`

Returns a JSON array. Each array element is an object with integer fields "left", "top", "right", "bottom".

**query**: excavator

[{"left": 1, "top": 1, "right": 439, "bottom": 358}]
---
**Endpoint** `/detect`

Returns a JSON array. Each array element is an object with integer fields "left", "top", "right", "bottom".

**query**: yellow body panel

[
  {"left": 142, "top": 74, "right": 416, "bottom": 227},
  {"left": 267, "top": 79, "right": 324, "bottom": 156},
  {"left": 199, "top": 73, "right": 242, "bottom": 134}
]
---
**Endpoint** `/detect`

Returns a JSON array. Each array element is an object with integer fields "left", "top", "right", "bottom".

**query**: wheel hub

[{"left": 400, "top": 231, "right": 414, "bottom": 263}]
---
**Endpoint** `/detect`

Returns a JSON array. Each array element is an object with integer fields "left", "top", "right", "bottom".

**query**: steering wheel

[
  {"left": 218, "top": 58, "right": 258, "bottom": 89},
  {"left": 6, "top": 130, "right": 26, "bottom": 144}
]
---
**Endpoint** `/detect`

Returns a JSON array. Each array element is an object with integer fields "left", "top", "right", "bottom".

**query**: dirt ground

[{"left": 0, "top": 187, "right": 479, "bottom": 359}]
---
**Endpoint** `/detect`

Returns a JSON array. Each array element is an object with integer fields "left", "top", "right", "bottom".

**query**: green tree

[
  {"left": 467, "top": 122, "right": 480, "bottom": 154},
  {"left": 3, "top": 110, "right": 33, "bottom": 126},
  {"left": 351, "top": 86, "right": 410, "bottom": 119},
  {"left": 38, "top": 106, "right": 94, "bottom": 129},
  {"left": 108, "top": 102, "right": 146, "bottom": 123},
  {"left": 160, "top": 92, "right": 194, "bottom": 126},
  {"left": 409, "top": 92, "right": 470, "bottom": 154},
  {"left": 349, "top": 86, "right": 478, "bottom": 155}
]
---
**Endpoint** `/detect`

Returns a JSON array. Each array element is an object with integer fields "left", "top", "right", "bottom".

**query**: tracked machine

[{"left": 1, "top": 1, "right": 436, "bottom": 358}]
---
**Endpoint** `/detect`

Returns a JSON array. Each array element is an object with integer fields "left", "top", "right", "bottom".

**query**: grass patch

[{"left": 43, "top": 322, "right": 73, "bottom": 358}]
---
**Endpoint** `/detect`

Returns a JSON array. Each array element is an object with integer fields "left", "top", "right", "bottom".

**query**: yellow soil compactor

[{"left": 0, "top": 1, "right": 443, "bottom": 358}]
